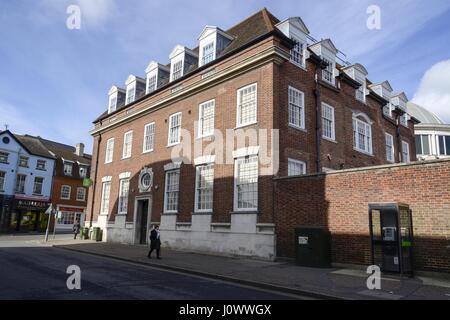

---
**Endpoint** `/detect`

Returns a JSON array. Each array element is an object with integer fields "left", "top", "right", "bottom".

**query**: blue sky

[{"left": 1, "top": 0, "right": 449, "bottom": 152}]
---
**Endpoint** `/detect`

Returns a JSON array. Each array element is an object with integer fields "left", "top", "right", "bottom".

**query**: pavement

[
  {"left": 49, "top": 239, "right": 450, "bottom": 300},
  {"left": 0, "top": 235, "right": 303, "bottom": 300}
]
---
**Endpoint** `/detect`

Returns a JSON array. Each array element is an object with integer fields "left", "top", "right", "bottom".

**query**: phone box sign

[{"left": 298, "top": 236, "right": 309, "bottom": 245}]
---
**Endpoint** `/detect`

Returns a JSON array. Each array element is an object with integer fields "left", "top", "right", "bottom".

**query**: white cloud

[{"left": 412, "top": 59, "right": 450, "bottom": 123}]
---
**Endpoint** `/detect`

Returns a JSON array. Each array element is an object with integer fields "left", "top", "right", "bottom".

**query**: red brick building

[
  {"left": 38, "top": 139, "right": 92, "bottom": 230},
  {"left": 86, "top": 9, "right": 417, "bottom": 259}
]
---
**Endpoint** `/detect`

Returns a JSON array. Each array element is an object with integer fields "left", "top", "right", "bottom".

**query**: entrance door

[{"left": 136, "top": 199, "right": 149, "bottom": 245}]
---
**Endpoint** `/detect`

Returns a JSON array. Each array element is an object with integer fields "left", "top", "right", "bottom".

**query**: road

[{"left": 0, "top": 234, "right": 299, "bottom": 300}]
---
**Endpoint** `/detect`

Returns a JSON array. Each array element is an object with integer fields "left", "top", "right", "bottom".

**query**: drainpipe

[
  {"left": 314, "top": 65, "right": 322, "bottom": 173},
  {"left": 89, "top": 134, "right": 101, "bottom": 228},
  {"left": 393, "top": 109, "right": 403, "bottom": 163}
]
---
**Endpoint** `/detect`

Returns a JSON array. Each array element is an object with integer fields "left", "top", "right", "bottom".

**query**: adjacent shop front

[
  {"left": 56, "top": 205, "right": 85, "bottom": 230},
  {"left": 8, "top": 195, "right": 51, "bottom": 233}
]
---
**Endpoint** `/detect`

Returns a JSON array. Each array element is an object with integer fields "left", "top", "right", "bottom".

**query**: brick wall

[{"left": 274, "top": 159, "right": 450, "bottom": 273}]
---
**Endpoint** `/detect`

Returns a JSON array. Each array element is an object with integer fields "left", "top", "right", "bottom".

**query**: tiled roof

[
  {"left": 94, "top": 8, "right": 281, "bottom": 123},
  {"left": 14, "top": 134, "right": 55, "bottom": 159},
  {"left": 36, "top": 137, "right": 92, "bottom": 164}
]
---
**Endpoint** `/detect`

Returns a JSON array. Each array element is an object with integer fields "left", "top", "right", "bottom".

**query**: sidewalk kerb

[{"left": 54, "top": 245, "right": 348, "bottom": 300}]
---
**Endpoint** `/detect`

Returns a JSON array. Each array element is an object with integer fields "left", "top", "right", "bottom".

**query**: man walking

[
  {"left": 73, "top": 220, "right": 81, "bottom": 240},
  {"left": 147, "top": 225, "right": 161, "bottom": 259}
]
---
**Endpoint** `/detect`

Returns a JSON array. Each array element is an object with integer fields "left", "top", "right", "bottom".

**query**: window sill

[
  {"left": 121, "top": 156, "right": 131, "bottom": 160},
  {"left": 36, "top": 168, "right": 47, "bottom": 171},
  {"left": 290, "top": 61, "right": 307, "bottom": 72},
  {"left": 353, "top": 148, "right": 374, "bottom": 157},
  {"left": 162, "top": 211, "right": 179, "bottom": 215},
  {"left": 230, "top": 210, "right": 259, "bottom": 214},
  {"left": 288, "top": 124, "right": 307, "bottom": 132},
  {"left": 60, "top": 198, "right": 71, "bottom": 201},
  {"left": 76, "top": 199, "right": 86, "bottom": 202},
  {"left": 142, "top": 149, "right": 154, "bottom": 154},
  {"left": 196, "top": 133, "right": 214, "bottom": 140},
  {"left": 322, "top": 136, "right": 337, "bottom": 144},
  {"left": 192, "top": 211, "right": 213, "bottom": 215},
  {"left": 235, "top": 121, "right": 258, "bottom": 130},
  {"left": 167, "top": 142, "right": 181, "bottom": 148}
]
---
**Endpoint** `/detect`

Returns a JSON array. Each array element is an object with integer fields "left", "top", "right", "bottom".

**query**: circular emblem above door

[{"left": 138, "top": 167, "right": 153, "bottom": 193}]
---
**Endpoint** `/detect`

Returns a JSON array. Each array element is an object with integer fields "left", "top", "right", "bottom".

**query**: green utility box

[
  {"left": 81, "top": 227, "right": 89, "bottom": 240},
  {"left": 92, "top": 227, "right": 102, "bottom": 241},
  {"left": 295, "top": 226, "right": 331, "bottom": 268}
]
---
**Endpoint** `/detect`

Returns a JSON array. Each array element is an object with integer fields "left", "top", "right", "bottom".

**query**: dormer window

[
  {"left": 171, "top": 60, "right": 183, "bottom": 81},
  {"left": 390, "top": 92, "right": 409, "bottom": 126},
  {"left": 275, "top": 17, "right": 310, "bottom": 69},
  {"left": 343, "top": 64, "right": 368, "bottom": 103},
  {"left": 145, "top": 61, "right": 170, "bottom": 94},
  {"left": 126, "top": 85, "right": 135, "bottom": 104},
  {"left": 109, "top": 95, "right": 117, "bottom": 113},
  {"left": 64, "top": 162, "right": 73, "bottom": 176},
  {"left": 147, "top": 75, "right": 157, "bottom": 93},
  {"left": 309, "top": 39, "right": 338, "bottom": 86},
  {"left": 369, "top": 81, "right": 393, "bottom": 117},
  {"left": 198, "top": 26, "right": 233, "bottom": 68},
  {"left": 125, "top": 75, "right": 146, "bottom": 105},
  {"left": 201, "top": 42, "right": 215, "bottom": 65},
  {"left": 108, "top": 86, "right": 125, "bottom": 114},
  {"left": 322, "top": 58, "right": 335, "bottom": 84},
  {"left": 290, "top": 38, "right": 305, "bottom": 67},
  {"left": 169, "top": 45, "right": 198, "bottom": 82}
]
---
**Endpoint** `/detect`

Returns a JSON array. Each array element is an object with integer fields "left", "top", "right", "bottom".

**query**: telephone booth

[{"left": 368, "top": 203, "right": 414, "bottom": 277}]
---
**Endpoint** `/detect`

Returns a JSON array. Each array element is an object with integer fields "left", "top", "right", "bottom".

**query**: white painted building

[
  {"left": 0, "top": 131, "right": 56, "bottom": 232},
  {"left": 408, "top": 102, "right": 450, "bottom": 160}
]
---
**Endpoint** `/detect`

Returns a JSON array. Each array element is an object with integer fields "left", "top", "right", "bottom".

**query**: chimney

[{"left": 75, "top": 143, "right": 85, "bottom": 156}]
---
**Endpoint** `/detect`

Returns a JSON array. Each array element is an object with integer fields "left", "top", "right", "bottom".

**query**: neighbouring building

[
  {"left": 86, "top": 8, "right": 417, "bottom": 259},
  {"left": 408, "top": 102, "right": 450, "bottom": 160},
  {"left": 0, "top": 130, "right": 91, "bottom": 233},
  {"left": 0, "top": 131, "right": 55, "bottom": 233},
  {"left": 36, "top": 138, "right": 92, "bottom": 231}
]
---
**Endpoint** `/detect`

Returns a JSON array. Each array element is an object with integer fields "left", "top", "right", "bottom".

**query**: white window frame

[
  {"left": 32, "top": 177, "right": 44, "bottom": 195},
  {"left": 19, "top": 156, "right": 29, "bottom": 168},
  {"left": 163, "top": 169, "right": 180, "bottom": 213},
  {"left": 385, "top": 133, "right": 395, "bottom": 163},
  {"left": 143, "top": 122, "right": 156, "bottom": 153},
  {"left": 126, "top": 85, "right": 136, "bottom": 104},
  {"left": 233, "top": 155, "right": 258, "bottom": 212},
  {"left": 321, "top": 102, "right": 335, "bottom": 141},
  {"left": 15, "top": 174, "right": 26, "bottom": 193},
  {"left": 322, "top": 58, "right": 335, "bottom": 85},
  {"left": 353, "top": 115, "right": 373, "bottom": 155},
  {"left": 108, "top": 94, "right": 117, "bottom": 113},
  {"left": 355, "top": 75, "right": 366, "bottom": 103},
  {"left": 171, "top": 59, "right": 184, "bottom": 81},
  {"left": 0, "top": 152, "right": 9, "bottom": 164},
  {"left": 236, "top": 83, "right": 258, "bottom": 128},
  {"left": 168, "top": 112, "right": 182, "bottom": 146},
  {"left": 76, "top": 187, "right": 86, "bottom": 202},
  {"left": 105, "top": 138, "right": 114, "bottom": 164},
  {"left": 194, "top": 163, "right": 214, "bottom": 213},
  {"left": 36, "top": 160, "right": 46, "bottom": 170},
  {"left": 64, "top": 162, "right": 73, "bottom": 176},
  {"left": 402, "top": 141, "right": 410, "bottom": 163},
  {"left": 118, "top": 179, "right": 130, "bottom": 214},
  {"left": 146, "top": 73, "right": 157, "bottom": 94},
  {"left": 60, "top": 185, "right": 71, "bottom": 200},
  {"left": 0, "top": 171, "right": 5, "bottom": 192},
  {"left": 100, "top": 182, "right": 111, "bottom": 215},
  {"left": 288, "top": 86, "right": 305, "bottom": 130},
  {"left": 290, "top": 36, "right": 305, "bottom": 68},
  {"left": 198, "top": 100, "right": 215, "bottom": 138},
  {"left": 288, "top": 158, "right": 306, "bottom": 176},
  {"left": 122, "top": 131, "right": 133, "bottom": 159},
  {"left": 201, "top": 41, "right": 215, "bottom": 66},
  {"left": 79, "top": 166, "right": 88, "bottom": 178}
]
